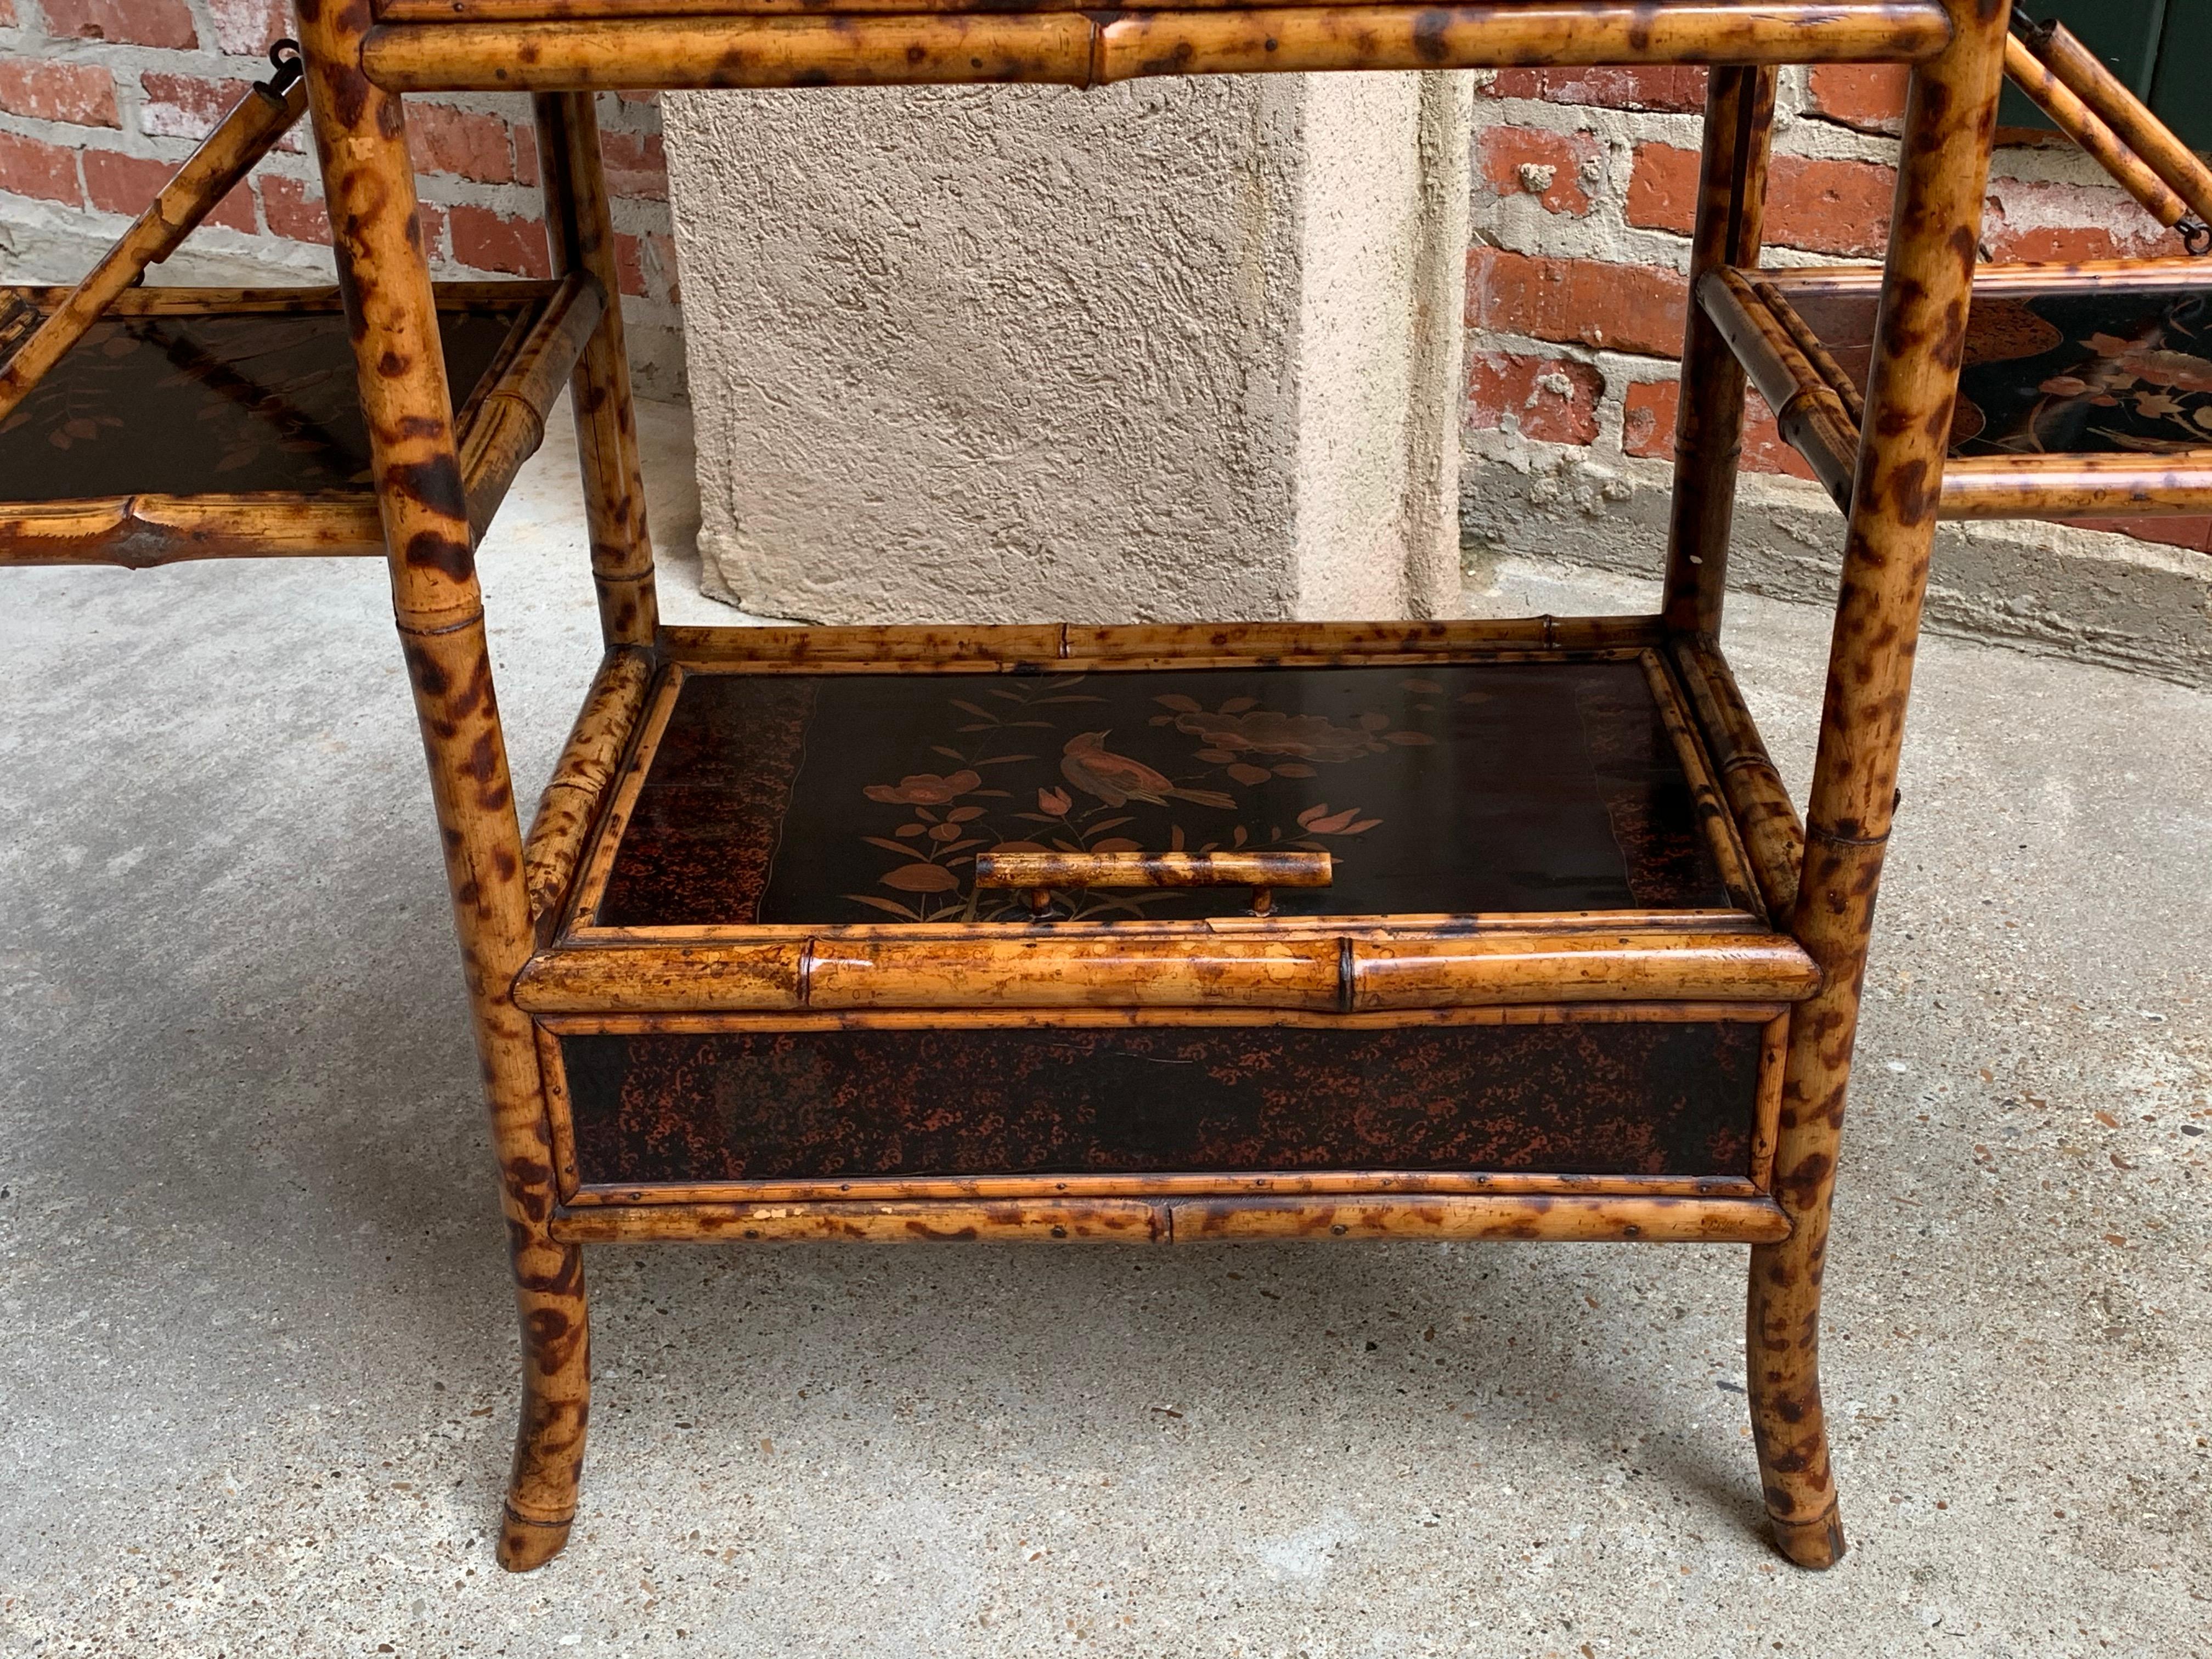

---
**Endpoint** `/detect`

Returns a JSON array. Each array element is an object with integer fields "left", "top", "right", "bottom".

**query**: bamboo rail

[
  {"left": 565, "top": 1168, "right": 1770, "bottom": 1206},
  {"left": 655, "top": 614, "right": 1665, "bottom": 671},
  {"left": 1668, "top": 636, "right": 1804, "bottom": 919},
  {"left": 0, "top": 494, "right": 383, "bottom": 568},
  {"left": 359, "top": 3, "right": 1957, "bottom": 93},
  {"left": 1696, "top": 267, "right": 1859, "bottom": 512},
  {"left": 522, "top": 645, "right": 653, "bottom": 921},
  {"left": 511, "top": 927, "right": 1817, "bottom": 1014},
  {"left": 548, "top": 1192, "right": 1791, "bottom": 1245},
  {"left": 2015, "top": 14, "right": 2212, "bottom": 242},
  {"left": 0, "top": 46, "right": 305, "bottom": 422},
  {"left": 457, "top": 271, "right": 605, "bottom": 540},
  {"left": 1703, "top": 264, "right": 2212, "bottom": 522},
  {"left": 2001, "top": 33, "right": 2194, "bottom": 236}
]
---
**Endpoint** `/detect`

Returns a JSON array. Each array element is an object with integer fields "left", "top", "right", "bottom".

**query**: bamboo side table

[{"left": 289, "top": 0, "right": 2016, "bottom": 1572}]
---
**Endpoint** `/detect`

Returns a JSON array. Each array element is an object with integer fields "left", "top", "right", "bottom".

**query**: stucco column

[{"left": 663, "top": 73, "right": 1471, "bottom": 625}]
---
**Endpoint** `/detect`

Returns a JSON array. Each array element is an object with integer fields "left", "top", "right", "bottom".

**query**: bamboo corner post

[
  {"left": 296, "top": 0, "right": 588, "bottom": 1573},
  {"left": 1661, "top": 64, "right": 1776, "bottom": 638},
  {"left": 1749, "top": 0, "right": 2011, "bottom": 1572},
  {"left": 533, "top": 91, "right": 660, "bottom": 648}
]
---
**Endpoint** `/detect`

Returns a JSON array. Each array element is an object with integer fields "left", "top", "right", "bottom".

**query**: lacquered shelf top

[
  {"left": 590, "top": 654, "right": 1738, "bottom": 928},
  {"left": 0, "top": 298, "right": 524, "bottom": 500}
]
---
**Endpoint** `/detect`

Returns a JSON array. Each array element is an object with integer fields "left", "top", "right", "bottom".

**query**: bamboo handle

[{"left": 974, "top": 849, "right": 1331, "bottom": 917}]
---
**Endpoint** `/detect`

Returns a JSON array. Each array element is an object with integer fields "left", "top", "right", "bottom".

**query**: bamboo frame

[
  {"left": 2002, "top": 33, "right": 2193, "bottom": 236},
  {"left": 269, "top": 0, "right": 2012, "bottom": 1582},
  {"left": 1701, "top": 263, "right": 2212, "bottom": 522},
  {"left": 358, "top": 2, "right": 1957, "bottom": 93},
  {"left": 0, "top": 281, "right": 591, "bottom": 567},
  {"left": 522, "top": 644, "right": 653, "bottom": 922}
]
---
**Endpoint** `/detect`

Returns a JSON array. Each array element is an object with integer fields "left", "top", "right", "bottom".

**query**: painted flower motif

[{"left": 864, "top": 769, "right": 981, "bottom": 805}]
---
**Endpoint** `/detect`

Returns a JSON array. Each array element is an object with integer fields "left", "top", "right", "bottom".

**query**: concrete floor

[{"left": 2, "top": 409, "right": 2208, "bottom": 1658}]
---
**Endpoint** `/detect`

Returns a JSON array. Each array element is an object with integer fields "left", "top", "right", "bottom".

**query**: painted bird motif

[{"left": 1060, "top": 731, "right": 1236, "bottom": 810}]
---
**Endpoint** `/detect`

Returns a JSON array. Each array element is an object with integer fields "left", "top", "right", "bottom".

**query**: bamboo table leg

[
  {"left": 534, "top": 91, "right": 659, "bottom": 650},
  {"left": 1748, "top": 0, "right": 2008, "bottom": 1571},
  {"left": 297, "top": 0, "right": 589, "bottom": 1572},
  {"left": 1662, "top": 64, "right": 1775, "bottom": 639}
]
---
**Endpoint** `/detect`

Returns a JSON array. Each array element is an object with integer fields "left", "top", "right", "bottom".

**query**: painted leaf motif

[
  {"left": 1038, "top": 786, "right": 1072, "bottom": 815},
  {"left": 1174, "top": 788, "right": 1237, "bottom": 809},
  {"left": 1304, "top": 808, "right": 1363, "bottom": 834},
  {"left": 1402, "top": 678, "right": 1443, "bottom": 693},
  {"left": 1272, "top": 762, "right": 1316, "bottom": 778},
  {"left": 1227, "top": 763, "right": 1272, "bottom": 785},
  {"left": 1219, "top": 697, "right": 1259, "bottom": 714},
  {"left": 1296, "top": 803, "right": 1333, "bottom": 827},
  {"left": 879, "top": 862, "right": 960, "bottom": 893},
  {"left": 1091, "top": 838, "right": 1142, "bottom": 853},
  {"left": 1153, "top": 695, "right": 1203, "bottom": 712}
]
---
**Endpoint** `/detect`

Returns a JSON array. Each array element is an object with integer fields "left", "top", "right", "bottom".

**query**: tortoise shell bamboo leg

[
  {"left": 1747, "top": 0, "right": 2008, "bottom": 1572},
  {"left": 533, "top": 91, "right": 659, "bottom": 650},
  {"left": 296, "top": 0, "right": 589, "bottom": 1572},
  {"left": 1661, "top": 64, "right": 1775, "bottom": 638}
]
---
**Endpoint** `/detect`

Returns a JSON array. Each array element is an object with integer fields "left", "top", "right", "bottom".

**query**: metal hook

[{"left": 259, "top": 37, "right": 304, "bottom": 98}]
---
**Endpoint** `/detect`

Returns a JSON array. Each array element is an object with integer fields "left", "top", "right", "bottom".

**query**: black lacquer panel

[
  {"left": 0, "top": 304, "right": 524, "bottom": 496},
  {"left": 1787, "top": 279, "right": 2212, "bottom": 458},
  {"left": 596, "top": 658, "right": 1733, "bottom": 926},
  {"left": 560, "top": 1019, "right": 1764, "bottom": 1186}
]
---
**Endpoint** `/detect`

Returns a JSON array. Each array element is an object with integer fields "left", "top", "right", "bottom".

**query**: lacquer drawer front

[{"left": 548, "top": 1012, "right": 1783, "bottom": 1197}]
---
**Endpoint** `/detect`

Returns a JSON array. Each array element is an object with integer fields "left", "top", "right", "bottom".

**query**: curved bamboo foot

[
  {"left": 495, "top": 1243, "right": 591, "bottom": 1573},
  {"left": 498, "top": 1505, "right": 575, "bottom": 1572},
  {"left": 1769, "top": 1501, "right": 1847, "bottom": 1570},
  {"left": 1747, "top": 1236, "right": 1845, "bottom": 1571}
]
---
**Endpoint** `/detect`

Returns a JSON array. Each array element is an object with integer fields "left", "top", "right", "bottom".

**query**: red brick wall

[
  {"left": 1466, "top": 64, "right": 2212, "bottom": 555},
  {"left": 0, "top": 0, "right": 683, "bottom": 392}
]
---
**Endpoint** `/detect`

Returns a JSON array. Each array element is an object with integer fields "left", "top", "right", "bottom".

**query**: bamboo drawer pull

[{"left": 973, "top": 849, "right": 1331, "bottom": 917}]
